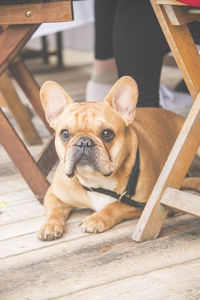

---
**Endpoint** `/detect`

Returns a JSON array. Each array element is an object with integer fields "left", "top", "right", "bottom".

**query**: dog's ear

[
  {"left": 40, "top": 81, "right": 73, "bottom": 128},
  {"left": 104, "top": 76, "right": 138, "bottom": 126}
]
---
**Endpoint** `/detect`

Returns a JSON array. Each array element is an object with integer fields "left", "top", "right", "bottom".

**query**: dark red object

[{"left": 177, "top": 0, "right": 200, "bottom": 6}]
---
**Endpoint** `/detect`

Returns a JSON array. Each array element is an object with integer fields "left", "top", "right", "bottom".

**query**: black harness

[{"left": 82, "top": 148, "right": 145, "bottom": 209}]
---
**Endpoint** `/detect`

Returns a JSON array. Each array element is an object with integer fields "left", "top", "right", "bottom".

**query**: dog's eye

[
  {"left": 60, "top": 129, "right": 70, "bottom": 142},
  {"left": 101, "top": 129, "right": 115, "bottom": 142}
]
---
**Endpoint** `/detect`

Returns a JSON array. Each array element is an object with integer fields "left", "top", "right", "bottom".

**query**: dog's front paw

[
  {"left": 38, "top": 220, "right": 66, "bottom": 241},
  {"left": 80, "top": 212, "right": 113, "bottom": 234}
]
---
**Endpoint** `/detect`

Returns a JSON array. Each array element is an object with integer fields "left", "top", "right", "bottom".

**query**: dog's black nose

[{"left": 75, "top": 137, "right": 95, "bottom": 148}]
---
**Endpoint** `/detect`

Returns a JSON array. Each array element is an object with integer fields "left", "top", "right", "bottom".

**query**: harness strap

[
  {"left": 82, "top": 147, "right": 145, "bottom": 209},
  {"left": 82, "top": 185, "right": 145, "bottom": 209}
]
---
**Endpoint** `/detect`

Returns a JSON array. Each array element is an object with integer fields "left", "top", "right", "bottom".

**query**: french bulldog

[{"left": 38, "top": 76, "right": 200, "bottom": 240}]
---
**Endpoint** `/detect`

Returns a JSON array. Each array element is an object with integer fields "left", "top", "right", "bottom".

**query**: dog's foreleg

[
  {"left": 80, "top": 201, "right": 144, "bottom": 234},
  {"left": 38, "top": 186, "right": 73, "bottom": 241}
]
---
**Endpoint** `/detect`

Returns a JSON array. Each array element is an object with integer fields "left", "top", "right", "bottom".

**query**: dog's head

[{"left": 40, "top": 76, "right": 138, "bottom": 181}]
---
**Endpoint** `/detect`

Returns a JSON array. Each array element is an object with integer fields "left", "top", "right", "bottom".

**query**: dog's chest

[
  {"left": 87, "top": 191, "right": 117, "bottom": 211},
  {"left": 76, "top": 175, "right": 118, "bottom": 211}
]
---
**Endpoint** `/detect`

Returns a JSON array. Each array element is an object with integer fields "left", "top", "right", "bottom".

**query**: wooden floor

[{"left": 1, "top": 54, "right": 200, "bottom": 300}]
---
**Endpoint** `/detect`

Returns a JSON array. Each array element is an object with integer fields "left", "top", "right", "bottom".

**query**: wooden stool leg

[
  {"left": 9, "top": 59, "right": 52, "bottom": 133},
  {"left": 133, "top": 92, "right": 200, "bottom": 242},
  {"left": 0, "top": 72, "right": 42, "bottom": 145},
  {"left": 0, "top": 108, "right": 49, "bottom": 203},
  {"left": 150, "top": 0, "right": 200, "bottom": 99}
]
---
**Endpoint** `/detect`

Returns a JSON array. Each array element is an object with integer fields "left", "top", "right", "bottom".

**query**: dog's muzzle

[
  {"left": 64, "top": 136, "right": 113, "bottom": 178},
  {"left": 74, "top": 136, "right": 96, "bottom": 167},
  {"left": 64, "top": 136, "right": 97, "bottom": 177}
]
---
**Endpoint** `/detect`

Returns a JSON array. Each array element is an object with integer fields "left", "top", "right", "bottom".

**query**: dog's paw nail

[
  {"left": 80, "top": 214, "right": 108, "bottom": 234},
  {"left": 38, "top": 221, "right": 65, "bottom": 241}
]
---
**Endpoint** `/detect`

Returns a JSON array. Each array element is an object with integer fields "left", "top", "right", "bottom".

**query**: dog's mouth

[
  {"left": 65, "top": 153, "right": 112, "bottom": 178},
  {"left": 63, "top": 137, "right": 113, "bottom": 178}
]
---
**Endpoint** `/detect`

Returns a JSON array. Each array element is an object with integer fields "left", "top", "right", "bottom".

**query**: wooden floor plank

[
  {"left": 0, "top": 201, "right": 44, "bottom": 226},
  {"left": 0, "top": 177, "right": 28, "bottom": 193},
  {"left": 0, "top": 215, "right": 200, "bottom": 300},
  {"left": 62, "top": 257, "right": 200, "bottom": 300},
  {"left": 0, "top": 208, "right": 92, "bottom": 242},
  {"left": 0, "top": 189, "right": 35, "bottom": 207},
  {"left": 0, "top": 217, "right": 132, "bottom": 260}
]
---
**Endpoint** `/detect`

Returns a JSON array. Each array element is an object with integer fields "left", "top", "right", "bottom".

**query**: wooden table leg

[
  {"left": 9, "top": 59, "right": 52, "bottom": 133},
  {"left": 0, "top": 108, "right": 49, "bottom": 203},
  {"left": 0, "top": 24, "right": 39, "bottom": 76},
  {"left": 0, "top": 72, "right": 42, "bottom": 145},
  {"left": 36, "top": 135, "right": 57, "bottom": 177}
]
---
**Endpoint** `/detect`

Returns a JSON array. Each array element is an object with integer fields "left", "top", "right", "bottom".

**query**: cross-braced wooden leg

[
  {"left": 150, "top": 0, "right": 200, "bottom": 100},
  {"left": 9, "top": 59, "right": 52, "bottom": 133},
  {"left": 0, "top": 108, "right": 49, "bottom": 203},
  {"left": 132, "top": 92, "right": 200, "bottom": 242},
  {"left": 0, "top": 72, "right": 42, "bottom": 145}
]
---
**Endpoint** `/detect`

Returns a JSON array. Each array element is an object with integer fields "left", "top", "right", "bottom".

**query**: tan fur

[{"left": 38, "top": 76, "right": 200, "bottom": 241}]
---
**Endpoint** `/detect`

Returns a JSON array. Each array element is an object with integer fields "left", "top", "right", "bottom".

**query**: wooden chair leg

[
  {"left": 133, "top": 92, "right": 200, "bottom": 242},
  {"left": 150, "top": 0, "right": 200, "bottom": 99},
  {"left": 0, "top": 25, "right": 57, "bottom": 202},
  {"left": 36, "top": 135, "right": 57, "bottom": 177},
  {"left": 9, "top": 59, "right": 52, "bottom": 133},
  {"left": 0, "top": 107, "right": 49, "bottom": 203},
  {"left": 8, "top": 59, "right": 58, "bottom": 172},
  {"left": 0, "top": 72, "right": 42, "bottom": 145}
]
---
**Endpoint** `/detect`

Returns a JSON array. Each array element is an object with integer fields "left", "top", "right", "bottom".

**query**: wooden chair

[
  {"left": 0, "top": 0, "right": 73, "bottom": 203},
  {"left": 133, "top": 0, "right": 200, "bottom": 242}
]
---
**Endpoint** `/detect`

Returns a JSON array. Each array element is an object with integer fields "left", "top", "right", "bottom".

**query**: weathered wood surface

[
  {"left": 161, "top": 187, "right": 200, "bottom": 217},
  {"left": 0, "top": 207, "right": 200, "bottom": 299}
]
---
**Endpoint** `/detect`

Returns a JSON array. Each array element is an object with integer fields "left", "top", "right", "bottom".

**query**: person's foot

[
  {"left": 86, "top": 58, "right": 118, "bottom": 102},
  {"left": 86, "top": 80, "right": 114, "bottom": 102},
  {"left": 86, "top": 69, "right": 118, "bottom": 102}
]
